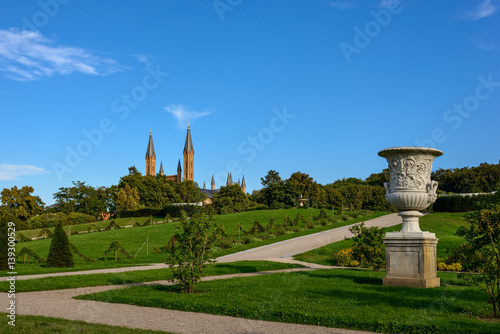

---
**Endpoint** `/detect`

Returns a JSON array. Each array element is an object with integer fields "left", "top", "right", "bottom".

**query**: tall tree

[
  {"left": 116, "top": 184, "right": 140, "bottom": 211},
  {"left": 286, "top": 171, "right": 325, "bottom": 207},
  {"left": 212, "top": 185, "right": 249, "bottom": 214},
  {"left": 175, "top": 180, "right": 206, "bottom": 203},
  {"left": 0, "top": 186, "right": 44, "bottom": 221},
  {"left": 53, "top": 181, "right": 107, "bottom": 217}
]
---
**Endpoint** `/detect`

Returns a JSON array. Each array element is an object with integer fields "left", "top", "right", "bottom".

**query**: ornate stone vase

[{"left": 378, "top": 147, "right": 443, "bottom": 233}]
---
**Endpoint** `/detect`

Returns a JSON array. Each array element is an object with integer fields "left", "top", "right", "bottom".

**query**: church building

[{"left": 144, "top": 125, "right": 246, "bottom": 203}]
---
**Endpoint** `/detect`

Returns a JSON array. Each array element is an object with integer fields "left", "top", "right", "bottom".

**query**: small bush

[
  {"left": 46, "top": 223, "right": 74, "bottom": 268},
  {"left": 437, "top": 262, "right": 462, "bottom": 271}
]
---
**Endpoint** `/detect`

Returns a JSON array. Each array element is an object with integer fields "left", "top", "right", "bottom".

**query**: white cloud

[
  {"left": 165, "top": 104, "right": 211, "bottom": 128},
  {"left": 0, "top": 164, "right": 51, "bottom": 181},
  {"left": 0, "top": 28, "right": 126, "bottom": 81},
  {"left": 465, "top": 0, "right": 497, "bottom": 20}
]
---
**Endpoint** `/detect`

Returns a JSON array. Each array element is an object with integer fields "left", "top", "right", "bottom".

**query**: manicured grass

[
  {"left": 0, "top": 261, "right": 304, "bottom": 292},
  {"left": 19, "top": 216, "right": 167, "bottom": 239},
  {"left": 0, "top": 313, "right": 171, "bottom": 333},
  {"left": 78, "top": 268, "right": 499, "bottom": 334},
  {"left": 294, "top": 212, "right": 467, "bottom": 266},
  {"left": 3, "top": 208, "right": 386, "bottom": 276}
]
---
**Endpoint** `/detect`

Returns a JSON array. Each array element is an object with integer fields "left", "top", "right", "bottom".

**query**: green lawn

[
  {"left": 18, "top": 216, "right": 167, "bottom": 240},
  {"left": 0, "top": 261, "right": 304, "bottom": 293},
  {"left": 0, "top": 313, "right": 171, "bottom": 333},
  {"left": 294, "top": 212, "right": 467, "bottom": 266},
  {"left": 78, "top": 268, "right": 499, "bottom": 334},
  {"left": 4, "top": 208, "right": 386, "bottom": 276}
]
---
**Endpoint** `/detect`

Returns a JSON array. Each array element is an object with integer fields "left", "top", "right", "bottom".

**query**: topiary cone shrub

[{"left": 47, "top": 222, "right": 74, "bottom": 267}]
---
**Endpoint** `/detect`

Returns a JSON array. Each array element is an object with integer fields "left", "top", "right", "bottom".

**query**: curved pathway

[
  {"left": 2, "top": 213, "right": 401, "bottom": 333},
  {"left": 217, "top": 213, "right": 401, "bottom": 263},
  {"left": 4, "top": 269, "right": 374, "bottom": 334}
]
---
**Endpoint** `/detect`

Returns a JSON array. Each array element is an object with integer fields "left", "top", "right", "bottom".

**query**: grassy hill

[
  {"left": 293, "top": 212, "right": 467, "bottom": 265},
  {"left": 6, "top": 208, "right": 387, "bottom": 276}
]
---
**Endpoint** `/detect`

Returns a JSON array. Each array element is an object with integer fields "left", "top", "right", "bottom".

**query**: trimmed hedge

[
  {"left": 119, "top": 204, "right": 202, "bottom": 218},
  {"left": 46, "top": 223, "right": 74, "bottom": 268},
  {"left": 433, "top": 192, "right": 499, "bottom": 212}
]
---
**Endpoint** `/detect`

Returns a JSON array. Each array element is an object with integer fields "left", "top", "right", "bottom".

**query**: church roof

[
  {"left": 146, "top": 131, "right": 155, "bottom": 157},
  {"left": 184, "top": 126, "right": 194, "bottom": 153},
  {"left": 202, "top": 189, "right": 220, "bottom": 198}
]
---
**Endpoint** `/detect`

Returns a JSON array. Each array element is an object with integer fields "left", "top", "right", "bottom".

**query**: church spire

[
  {"left": 184, "top": 123, "right": 194, "bottom": 153},
  {"left": 183, "top": 125, "right": 194, "bottom": 181},
  {"left": 145, "top": 129, "right": 156, "bottom": 176},
  {"left": 159, "top": 161, "right": 164, "bottom": 176},
  {"left": 241, "top": 175, "right": 246, "bottom": 193},
  {"left": 211, "top": 174, "right": 215, "bottom": 190}
]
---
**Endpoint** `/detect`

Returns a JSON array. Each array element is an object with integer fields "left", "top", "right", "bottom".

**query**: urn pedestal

[{"left": 378, "top": 147, "right": 443, "bottom": 288}]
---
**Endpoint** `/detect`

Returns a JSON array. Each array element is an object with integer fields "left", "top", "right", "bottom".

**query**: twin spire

[{"left": 145, "top": 126, "right": 193, "bottom": 182}]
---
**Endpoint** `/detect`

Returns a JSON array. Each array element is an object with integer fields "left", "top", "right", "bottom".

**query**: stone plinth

[{"left": 383, "top": 232, "right": 440, "bottom": 288}]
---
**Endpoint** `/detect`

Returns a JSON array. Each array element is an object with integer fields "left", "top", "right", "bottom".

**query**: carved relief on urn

[{"left": 378, "top": 147, "right": 443, "bottom": 233}]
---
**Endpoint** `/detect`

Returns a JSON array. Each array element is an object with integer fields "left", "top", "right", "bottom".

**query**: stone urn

[
  {"left": 378, "top": 146, "right": 443, "bottom": 234},
  {"left": 378, "top": 146, "right": 443, "bottom": 288}
]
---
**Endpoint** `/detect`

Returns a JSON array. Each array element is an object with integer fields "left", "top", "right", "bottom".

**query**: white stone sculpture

[{"left": 378, "top": 146, "right": 443, "bottom": 234}]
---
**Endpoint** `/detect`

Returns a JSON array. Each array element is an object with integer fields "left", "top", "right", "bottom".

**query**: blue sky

[{"left": 0, "top": 0, "right": 499, "bottom": 205}]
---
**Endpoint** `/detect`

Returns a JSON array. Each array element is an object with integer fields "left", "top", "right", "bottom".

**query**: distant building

[{"left": 144, "top": 125, "right": 246, "bottom": 204}]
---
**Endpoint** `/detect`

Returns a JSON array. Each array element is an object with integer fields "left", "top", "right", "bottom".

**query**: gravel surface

[
  {"left": 2, "top": 270, "right": 375, "bottom": 334},
  {"left": 2, "top": 213, "right": 401, "bottom": 333},
  {"left": 217, "top": 213, "right": 401, "bottom": 263}
]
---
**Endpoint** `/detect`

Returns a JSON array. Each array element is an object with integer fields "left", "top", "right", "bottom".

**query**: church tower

[
  {"left": 241, "top": 175, "right": 246, "bottom": 193},
  {"left": 177, "top": 159, "right": 182, "bottom": 183},
  {"left": 211, "top": 174, "right": 215, "bottom": 190},
  {"left": 146, "top": 129, "right": 156, "bottom": 176},
  {"left": 183, "top": 125, "right": 194, "bottom": 181}
]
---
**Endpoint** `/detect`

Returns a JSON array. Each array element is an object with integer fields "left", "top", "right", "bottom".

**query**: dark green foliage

[
  {"left": 248, "top": 220, "right": 265, "bottom": 234},
  {"left": 100, "top": 241, "right": 133, "bottom": 260},
  {"left": 17, "top": 246, "right": 46, "bottom": 264},
  {"left": 0, "top": 216, "right": 9, "bottom": 270},
  {"left": 46, "top": 223, "right": 74, "bottom": 268},
  {"left": 433, "top": 192, "right": 500, "bottom": 212},
  {"left": 166, "top": 213, "right": 223, "bottom": 293},
  {"left": 292, "top": 213, "right": 303, "bottom": 226},
  {"left": 282, "top": 215, "right": 292, "bottom": 227},
  {"left": 105, "top": 220, "right": 121, "bottom": 230},
  {"left": 17, "top": 232, "right": 32, "bottom": 243},
  {"left": 212, "top": 185, "right": 249, "bottom": 214},
  {"left": 456, "top": 205, "right": 500, "bottom": 318},
  {"left": 349, "top": 223, "right": 385, "bottom": 271},
  {"left": 53, "top": 181, "right": 107, "bottom": 218},
  {"left": 69, "top": 243, "right": 95, "bottom": 262},
  {"left": 29, "top": 212, "right": 95, "bottom": 230},
  {"left": 119, "top": 204, "right": 202, "bottom": 218},
  {"left": 37, "top": 228, "right": 54, "bottom": 239},
  {"left": 315, "top": 208, "right": 327, "bottom": 220},
  {"left": 266, "top": 217, "right": 275, "bottom": 232},
  {"left": 432, "top": 162, "right": 500, "bottom": 193}
]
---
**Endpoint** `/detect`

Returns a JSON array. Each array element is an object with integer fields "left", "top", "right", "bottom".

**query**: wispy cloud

[
  {"left": 329, "top": 1, "right": 357, "bottom": 10},
  {"left": 0, "top": 28, "right": 126, "bottom": 81},
  {"left": 0, "top": 164, "right": 51, "bottom": 181},
  {"left": 465, "top": 0, "right": 497, "bottom": 20},
  {"left": 165, "top": 104, "right": 211, "bottom": 128}
]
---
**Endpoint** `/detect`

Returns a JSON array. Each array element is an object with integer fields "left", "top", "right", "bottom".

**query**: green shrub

[
  {"left": 433, "top": 193, "right": 500, "bottom": 212},
  {"left": 0, "top": 217, "right": 9, "bottom": 270},
  {"left": 349, "top": 223, "right": 385, "bottom": 271},
  {"left": 46, "top": 223, "right": 74, "bottom": 268}
]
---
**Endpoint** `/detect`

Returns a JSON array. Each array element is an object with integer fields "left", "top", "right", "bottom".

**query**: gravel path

[
  {"left": 217, "top": 213, "right": 401, "bottom": 263},
  {"left": 2, "top": 269, "right": 374, "bottom": 334},
  {"left": 3, "top": 213, "right": 400, "bottom": 333}
]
